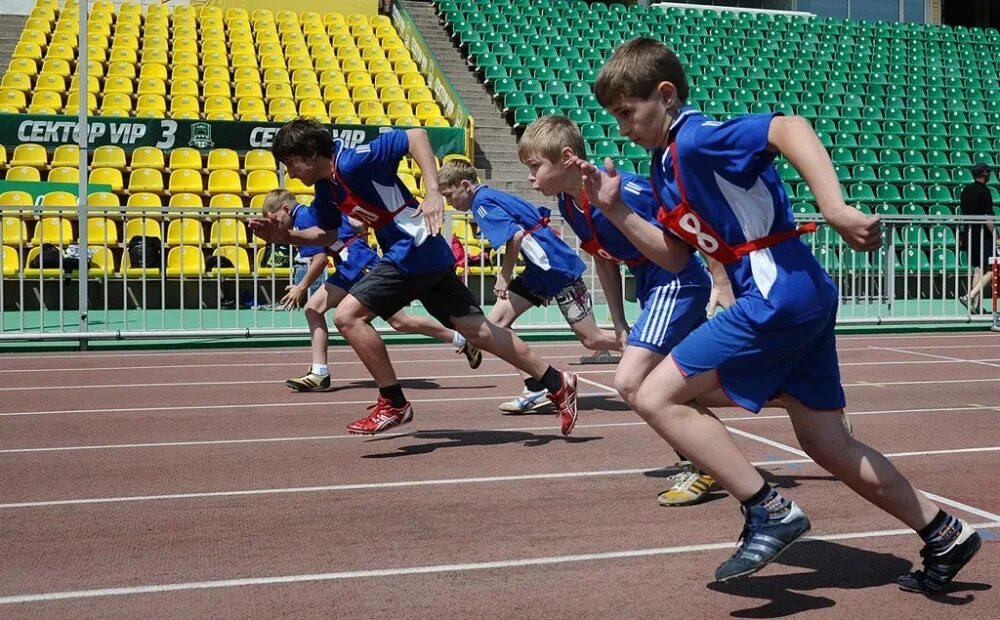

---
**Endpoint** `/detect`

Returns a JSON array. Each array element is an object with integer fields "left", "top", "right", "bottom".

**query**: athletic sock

[
  {"left": 919, "top": 510, "right": 963, "bottom": 554},
  {"left": 539, "top": 366, "right": 564, "bottom": 394},
  {"left": 523, "top": 376, "right": 546, "bottom": 393},
  {"left": 311, "top": 363, "right": 329, "bottom": 376},
  {"left": 741, "top": 483, "right": 792, "bottom": 520},
  {"left": 452, "top": 331, "right": 466, "bottom": 348},
  {"left": 378, "top": 384, "right": 407, "bottom": 408}
]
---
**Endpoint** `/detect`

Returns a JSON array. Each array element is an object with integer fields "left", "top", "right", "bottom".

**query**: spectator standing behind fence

[{"left": 958, "top": 163, "right": 998, "bottom": 313}]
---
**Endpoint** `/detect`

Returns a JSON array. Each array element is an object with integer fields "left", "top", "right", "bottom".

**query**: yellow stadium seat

[
  {"left": 231, "top": 53, "right": 259, "bottom": 70},
  {"left": 236, "top": 98, "right": 266, "bottom": 117},
  {"left": 102, "top": 109, "right": 132, "bottom": 119},
  {"left": 85, "top": 45, "right": 107, "bottom": 64},
  {"left": 202, "top": 39, "right": 227, "bottom": 56},
  {"left": 64, "top": 91, "right": 97, "bottom": 114},
  {"left": 19, "top": 30, "right": 48, "bottom": 49},
  {"left": 284, "top": 177, "right": 314, "bottom": 195},
  {"left": 205, "top": 112, "right": 234, "bottom": 121},
  {"left": 26, "top": 105, "right": 58, "bottom": 115},
  {"left": 333, "top": 114, "right": 361, "bottom": 125},
  {"left": 6, "top": 166, "right": 41, "bottom": 183},
  {"left": 323, "top": 83, "right": 351, "bottom": 102},
  {"left": 80, "top": 246, "right": 116, "bottom": 277},
  {"left": 0, "top": 89, "right": 26, "bottom": 112},
  {"left": 415, "top": 102, "right": 443, "bottom": 120},
  {"left": 170, "top": 95, "right": 200, "bottom": 117},
  {"left": 210, "top": 246, "right": 252, "bottom": 277},
  {"left": 268, "top": 98, "right": 297, "bottom": 119},
  {"left": 0, "top": 144, "right": 6, "bottom": 167},
  {"left": 23, "top": 15, "right": 51, "bottom": 33},
  {"left": 364, "top": 115, "right": 390, "bottom": 126},
  {"left": 168, "top": 193, "right": 203, "bottom": 213},
  {"left": 33, "top": 84, "right": 66, "bottom": 104},
  {"left": 130, "top": 147, "right": 164, "bottom": 171},
  {"left": 263, "top": 68, "right": 290, "bottom": 85},
  {"left": 246, "top": 170, "right": 279, "bottom": 195},
  {"left": 50, "top": 32, "right": 78, "bottom": 48},
  {"left": 68, "top": 75, "right": 101, "bottom": 94},
  {"left": 168, "top": 148, "right": 202, "bottom": 172},
  {"left": 423, "top": 117, "right": 450, "bottom": 128},
  {"left": 90, "top": 145, "right": 125, "bottom": 170},
  {"left": 375, "top": 23, "right": 396, "bottom": 37},
  {"left": 104, "top": 77, "right": 134, "bottom": 96},
  {"left": 319, "top": 69, "right": 346, "bottom": 87},
  {"left": 165, "top": 245, "right": 206, "bottom": 277},
  {"left": 239, "top": 112, "right": 269, "bottom": 122},
  {"left": 170, "top": 78, "right": 199, "bottom": 98},
  {"left": 121, "top": 246, "right": 163, "bottom": 280},
  {"left": 386, "top": 101, "right": 414, "bottom": 121},
  {"left": 125, "top": 193, "right": 163, "bottom": 219},
  {"left": 137, "top": 78, "right": 166, "bottom": 97},
  {"left": 316, "top": 56, "right": 342, "bottom": 73},
  {"left": 394, "top": 60, "right": 419, "bottom": 74},
  {"left": 288, "top": 55, "right": 313, "bottom": 72},
  {"left": 0, "top": 190, "right": 34, "bottom": 212},
  {"left": 143, "top": 31, "right": 169, "bottom": 46},
  {"left": 399, "top": 72, "right": 426, "bottom": 90},
  {"left": 7, "top": 58, "right": 37, "bottom": 77},
  {"left": 166, "top": 218, "right": 205, "bottom": 246},
  {"left": 105, "top": 61, "right": 136, "bottom": 79},
  {"left": 373, "top": 71, "right": 399, "bottom": 89},
  {"left": 208, "top": 170, "right": 242, "bottom": 195},
  {"left": 136, "top": 95, "right": 167, "bottom": 116},
  {"left": 361, "top": 47, "right": 385, "bottom": 62},
  {"left": 264, "top": 82, "right": 293, "bottom": 100},
  {"left": 244, "top": 150, "right": 276, "bottom": 173},
  {"left": 352, "top": 85, "right": 379, "bottom": 103},
  {"left": 208, "top": 194, "right": 244, "bottom": 214},
  {"left": 30, "top": 216, "right": 72, "bottom": 245},
  {"left": 210, "top": 218, "right": 249, "bottom": 245},
  {"left": 12, "top": 144, "right": 47, "bottom": 168},
  {"left": 202, "top": 81, "right": 231, "bottom": 99},
  {"left": 298, "top": 99, "right": 329, "bottom": 121},
  {"left": 206, "top": 149, "right": 239, "bottom": 173},
  {"left": 260, "top": 54, "right": 287, "bottom": 71},
  {"left": 202, "top": 52, "right": 229, "bottom": 69},
  {"left": 139, "top": 62, "right": 167, "bottom": 81},
  {"left": 1, "top": 72, "right": 32, "bottom": 92},
  {"left": 346, "top": 71, "right": 373, "bottom": 88},
  {"left": 291, "top": 68, "right": 319, "bottom": 85},
  {"left": 86, "top": 217, "right": 118, "bottom": 247},
  {"left": 171, "top": 49, "right": 198, "bottom": 67},
  {"left": 2, "top": 216, "right": 28, "bottom": 246},
  {"left": 23, "top": 246, "right": 63, "bottom": 277},
  {"left": 89, "top": 167, "right": 124, "bottom": 192},
  {"left": 39, "top": 191, "right": 76, "bottom": 217},
  {"left": 395, "top": 115, "right": 420, "bottom": 127},
  {"left": 204, "top": 97, "right": 234, "bottom": 116},
  {"left": 381, "top": 86, "right": 407, "bottom": 103},
  {"left": 168, "top": 170, "right": 203, "bottom": 195},
  {"left": 339, "top": 57, "right": 366, "bottom": 73},
  {"left": 357, "top": 100, "right": 385, "bottom": 119},
  {"left": 88, "top": 191, "right": 121, "bottom": 219},
  {"left": 408, "top": 87, "right": 435, "bottom": 104},
  {"left": 47, "top": 167, "right": 79, "bottom": 184},
  {"left": 295, "top": 81, "right": 323, "bottom": 99},
  {"left": 45, "top": 44, "right": 75, "bottom": 62},
  {"left": 127, "top": 168, "right": 164, "bottom": 194},
  {"left": 123, "top": 217, "right": 161, "bottom": 242},
  {"left": 13, "top": 42, "right": 43, "bottom": 61},
  {"left": 171, "top": 64, "right": 199, "bottom": 82},
  {"left": 99, "top": 93, "right": 132, "bottom": 115}
]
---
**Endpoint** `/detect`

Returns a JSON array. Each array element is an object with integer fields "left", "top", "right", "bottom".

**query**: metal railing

[{"left": 1, "top": 207, "right": 997, "bottom": 344}]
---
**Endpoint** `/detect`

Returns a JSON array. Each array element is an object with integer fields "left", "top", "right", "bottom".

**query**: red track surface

[{"left": 1, "top": 334, "right": 998, "bottom": 618}]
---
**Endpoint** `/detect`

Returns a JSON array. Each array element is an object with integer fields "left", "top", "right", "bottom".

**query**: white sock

[
  {"left": 452, "top": 332, "right": 466, "bottom": 348},
  {"left": 311, "top": 363, "right": 329, "bottom": 375}
]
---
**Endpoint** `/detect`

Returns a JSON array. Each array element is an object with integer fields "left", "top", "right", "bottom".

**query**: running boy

[
  {"left": 250, "top": 120, "right": 579, "bottom": 436},
  {"left": 572, "top": 38, "right": 981, "bottom": 590},
  {"left": 260, "top": 189, "right": 482, "bottom": 392},
  {"left": 518, "top": 115, "right": 720, "bottom": 507},
  {"left": 437, "top": 159, "right": 625, "bottom": 414}
]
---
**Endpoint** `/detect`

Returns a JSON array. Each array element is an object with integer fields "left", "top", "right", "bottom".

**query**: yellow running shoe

[
  {"left": 285, "top": 370, "right": 332, "bottom": 392},
  {"left": 657, "top": 461, "right": 716, "bottom": 507}
]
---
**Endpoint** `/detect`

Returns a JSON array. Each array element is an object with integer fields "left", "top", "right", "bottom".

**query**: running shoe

[
  {"left": 657, "top": 461, "right": 717, "bottom": 507},
  {"left": 457, "top": 341, "right": 483, "bottom": 369},
  {"left": 498, "top": 388, "right": 551, "bottom": 413},
  {"left": 548, "top": 372, "right": 579, "bottom": 436},
  {"left": 898, "top": 521, "right": 982, "bottom": 594},
  {"left": 346, "top": 396, "right": 414, "bottom": 435},
  {"left": 715, "top": 502, "right": 811, "bottom": 582},
  {"left": 285, "top": 370, "right": 332, "bottom": 392}
]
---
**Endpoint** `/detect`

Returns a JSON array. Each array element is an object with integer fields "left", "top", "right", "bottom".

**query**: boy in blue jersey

[
  {"left": 572, "top": 38, "right": 981, "bottom": 590},
  {"left": 438, "top": 159, "right": 624, "bottom": 416},
  {"left": 260, "top": 189, "right": 482, "bottom": 393},
  {"left": 518, "top": 115, "right": 724, "bottom": 507},
  {"left": 250, "top": 119, "right": 579, "bottom": 436}
]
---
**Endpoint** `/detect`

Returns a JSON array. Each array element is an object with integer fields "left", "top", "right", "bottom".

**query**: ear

[
  {"left": 656, "top": 81, "right": 678, "bottom": 105},
  {"left": 560, "top": 146, "right": 576, "bottom": 163}
]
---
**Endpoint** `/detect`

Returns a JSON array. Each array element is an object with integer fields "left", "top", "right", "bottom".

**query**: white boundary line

[
  {"left": 1, "top": 520, "right": 997, "bottom": 606},
  {"left": 4, "top": 447, "right": 998, "bottom": 510},
  {"left": 873, "top": 346, "right": 1000, "bottom": 370},
  {"left": 2, "top": 406, "right": 997, "bottom": 453}
]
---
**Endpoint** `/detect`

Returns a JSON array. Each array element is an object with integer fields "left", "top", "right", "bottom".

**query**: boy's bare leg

[
  {"left": 783, "top": 394, "right": 939, "bottom": 530},
  {"left": 486, "top": 293, "right": 533, "bottom": 329},
  {"left": 333, "top": 294, "right": 398, "bottom": 387},
  {"left": 568, "top": 313, "right": 624, "bottom": 352},
  {"left": 452, "top": 313, "right": 548, "bottom": 378},
  {"left": 387, "top": 310, "right": 455, "bottom": 342},
  {"left": 305, "top": 284, "right": 349, "bottom": 366}
]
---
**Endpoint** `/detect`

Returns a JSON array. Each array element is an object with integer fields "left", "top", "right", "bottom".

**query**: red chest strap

[
  {"left": 524, "top": 215, "right": 550, "bottom": 235},
  {"left": 332, "top": 166, "right": 412, "bottom": 230},
  {"left": 566, "top": 192, "right": 647, "bottom": 268},
  {"left": 652, "top": 141, "right": 816, "bottom": 264}
]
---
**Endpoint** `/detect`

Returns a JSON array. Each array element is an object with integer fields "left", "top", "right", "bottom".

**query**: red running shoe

[
  {"left": 346, "top": 396, "right": 413, "bottom": 435},
  {"left": 548, "top": 372, "right": 579, "bottom": 436}
]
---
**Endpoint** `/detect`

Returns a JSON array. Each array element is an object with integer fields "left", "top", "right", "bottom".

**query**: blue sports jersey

[
  {"left": 310, "top": 130, "right": 455, "bottom": 276},
  {"left": 651, "top": 107, "right": 837, "bottom": 325},
  {"left": 470, "top": 186, "right": 585, "bottom": 296},
  {"left": 557, "top": 171, "right": 710, "bottom": 303},
  {"left": 291, "top": 204, "right": 380, "bottom": 282}
]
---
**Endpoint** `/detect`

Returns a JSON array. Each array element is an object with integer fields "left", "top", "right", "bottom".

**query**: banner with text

[{"left": 0, "top": 115, "right": 466, "bottom": 157}]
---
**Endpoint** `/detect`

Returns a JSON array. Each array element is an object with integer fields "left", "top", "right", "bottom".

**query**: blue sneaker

[
  {"left": 498, "top": 388, "right": 551, "bottom": 414},
  {"left": 714, "top": 502, "right": 811, "bottom": 582},
  {"left": 898, "top": 521, "right": 982, "bottom": 594}
]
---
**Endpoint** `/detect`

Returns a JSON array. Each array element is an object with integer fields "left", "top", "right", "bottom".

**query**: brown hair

[
  {"left": 518, "top": 115, "right": 588, "bottom": 162},
  {"left": 438, "top": 159, "right": 480, "bottom": 187},
  {"left": 260, "top": 189, "right": 297, "bottom": 215},
  {"left": 594, "top": 38, "right": 689, "bottom": 108}
]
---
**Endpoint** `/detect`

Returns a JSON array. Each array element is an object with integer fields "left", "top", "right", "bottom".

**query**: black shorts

[
  {"left": 508, "top": 276, "right": 594, "bottom": 325},
  {"left": 348, "top": 261, "right": 483, "bottom": 328},
  {"left": 967, "top": 235, "right": 995, "bottom": 271}
]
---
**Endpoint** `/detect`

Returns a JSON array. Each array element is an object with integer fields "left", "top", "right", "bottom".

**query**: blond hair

[
  {"left": 595, "top": 38, "right": 689, "bottom": 108},
  {"left": 438, "top": 159, "right": 479, "bottom": 187},
  {"left": 260, "top": 189, "right": 297, "bottom": 215},
  {"left": 518, "top": 115, "right": 587, "bottom": 162}
]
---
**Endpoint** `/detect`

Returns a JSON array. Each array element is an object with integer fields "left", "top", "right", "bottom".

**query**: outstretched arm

[
  {"left": 406, "top": 128, "right": 444, "bottom": 236},
  {"left": 567, "top": 157, "right": 691, "bottom": 273},
  {"left": 769, "top": 116, "right": 881, "bottom": 251}
]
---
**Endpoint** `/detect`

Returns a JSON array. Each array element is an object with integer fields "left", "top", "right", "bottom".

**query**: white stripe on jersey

[
  {"left": 623, "top": 181, "right": 644, "bottom": 196},
  {"left": 713, "top": 172, "right": 779, "bottom": 298}
]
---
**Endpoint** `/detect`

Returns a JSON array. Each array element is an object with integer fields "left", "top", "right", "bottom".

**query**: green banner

[
  {"left": 0, "top": 180, "right": 113, "bottom": 201},
  {"left": 0, "top": 114, "right": 466, "bottom": 157},
  {"left": 392, "top": 2, "right": 470, "bottom": 128}
]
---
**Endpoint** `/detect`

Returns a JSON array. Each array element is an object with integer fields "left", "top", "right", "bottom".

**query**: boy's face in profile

[
  {"left": 265, "top": 205, "right": 293, "bottom": 230},
  {"left": 522, "top": 150, "right": 571, "bottom": 197},
  {"left": 280, "top": 154, "right": 327, "bottom": 186},
  {"left": 607, "top": 88, "right": 672, "bottom": 150},
  {"left": 440, "top": 180, "right": 476, "bottom": 212}
]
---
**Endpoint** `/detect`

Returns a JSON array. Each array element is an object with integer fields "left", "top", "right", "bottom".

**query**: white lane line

[
  {"left": 4, "top": 407, "right": 998, "bottom": 454},
  {"left": 725, "top": 423, "right": 1000, "bottom": 523},
  {"left": 4, "top": 447, "right": 998, "bottom": 510},
  {"left": 872, "top": 346, "right": 1000, "bottom": 370},
  {"left": 1, "top": 521, "right": 998, "bottom": 606},
  {"left": 577, "top": 376, "right": 618, "bottom": 393}
]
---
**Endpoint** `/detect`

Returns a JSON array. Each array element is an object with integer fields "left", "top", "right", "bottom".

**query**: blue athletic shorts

[
  {"left": 627, "top": 281, "right": 709, "bottom": 356},
  {"left": 671, "top": 298, "right": 846, "bottom": 413},
  {"left": 325, "top": 270, "right": 361, "bottom": 292}
]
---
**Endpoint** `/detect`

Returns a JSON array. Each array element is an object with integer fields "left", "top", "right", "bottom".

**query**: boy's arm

[
  {"left": 249, "top": 219, "right": 339, "bottom": 247},
  {"left": 593, "top": 257, "right": 629, "bottom": 334},
  {"left": 281, "top": 253, "right": 326, "bottom": 310},
  {"left": 405, "top": 128, "right": 444, "bottom": 236},
  {"left": 570, "top": 157, "right": 690, "bottom": 273},
  {"left": 494, "top": 230, "right": 525, "bottom": 299},
  {"left": 767, "top": 116, "right": 881, "bottom": 251}
]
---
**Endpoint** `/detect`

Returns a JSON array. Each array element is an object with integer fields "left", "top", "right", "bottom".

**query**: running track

[{"left": 0, "top": 333, "right": 998, "bottom": 618}]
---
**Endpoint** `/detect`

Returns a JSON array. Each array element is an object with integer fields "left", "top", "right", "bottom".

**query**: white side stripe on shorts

[{"left": 640, "top": 280, "right": 680, "bottom": 345}]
